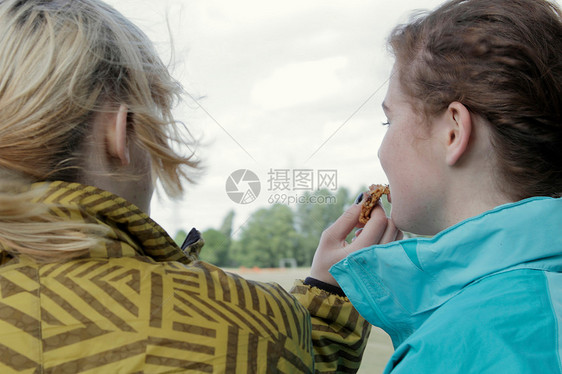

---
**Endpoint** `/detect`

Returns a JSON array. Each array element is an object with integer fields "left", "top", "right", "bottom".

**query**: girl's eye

[{"left": 381, "top": 121, "right": 390, "bottom": 127}]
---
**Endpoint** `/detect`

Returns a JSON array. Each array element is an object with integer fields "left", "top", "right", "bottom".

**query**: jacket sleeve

[{"left": 291, "top": 280, "right": 371, "bottom": 373}]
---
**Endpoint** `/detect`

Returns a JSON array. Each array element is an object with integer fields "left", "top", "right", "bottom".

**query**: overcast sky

[{"left": 104, "top": 0, "right": 561, "bottom": 238}]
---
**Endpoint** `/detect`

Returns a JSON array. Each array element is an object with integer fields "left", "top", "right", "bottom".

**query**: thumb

[{"left": 320, "top": 203, "right": 362, "bottom": 246}]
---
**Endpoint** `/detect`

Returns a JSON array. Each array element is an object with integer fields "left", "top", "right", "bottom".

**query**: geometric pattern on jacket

[
  {"left": 0, "top": 255, "right": 315, "bottom": 373},
  {"left": 0, "top": 181, "right": 369, "bottom": 373}
]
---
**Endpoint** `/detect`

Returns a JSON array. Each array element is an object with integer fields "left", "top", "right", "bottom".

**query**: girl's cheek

[{"left": 378, "top": 134, "right": 393, "bottom": 172}]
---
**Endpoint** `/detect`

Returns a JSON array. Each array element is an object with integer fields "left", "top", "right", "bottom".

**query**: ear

[
  {"left": 106, "top": 104, "right": 130, "bottom": 166},
  {"left": 444, "top": 102, "right": 472, "bottom": 166}
]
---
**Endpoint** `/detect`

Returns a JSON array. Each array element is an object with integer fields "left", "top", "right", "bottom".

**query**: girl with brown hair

[{"left": 312, "top": 0, "right": 562, "bottom": 372}]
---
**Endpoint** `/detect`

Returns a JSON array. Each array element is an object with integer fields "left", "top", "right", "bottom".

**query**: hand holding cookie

[{"left": 309, "top": 184, "right": 402, "bottom": 286}]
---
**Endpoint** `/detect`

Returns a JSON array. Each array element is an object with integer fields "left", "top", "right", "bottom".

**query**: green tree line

[{"left": 174, "top": 187, "right": 393, "bottom": 268}]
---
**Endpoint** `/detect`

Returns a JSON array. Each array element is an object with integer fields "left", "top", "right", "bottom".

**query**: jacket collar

[
  {"left": 331, "top": 197, "right": 562, "bottom": 347},
  {"left": 26, "top": 181, "right": 201, "bottom": 263}
]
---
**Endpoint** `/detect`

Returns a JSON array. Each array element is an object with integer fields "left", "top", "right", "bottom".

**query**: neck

[
  {"left": 435, "top": 114, "right": 514, "bottom": 234},
  {"left": 436, "top": 164, "right": 514, "bottom": 235}
]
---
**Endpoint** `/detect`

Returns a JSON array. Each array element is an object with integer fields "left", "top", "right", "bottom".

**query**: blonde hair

[{"left": 0, "top": 0, "right": 199, "bottom": 261}]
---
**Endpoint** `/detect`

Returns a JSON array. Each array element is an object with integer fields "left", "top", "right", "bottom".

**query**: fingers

[
  {"left": 351, "top": 204, "right": 388, "bottom": 249},
  {"left": 320, "top": 203, "right": 362, "bottom": 245},
  {"left": 310, "top": 196, "right": 403, "bottom": 286},
  {"left": 380, "top": 219, "right": 401, "bottom": 243},
  {"left": 351, "top": 204, "right": 403, "bottom": 249}
]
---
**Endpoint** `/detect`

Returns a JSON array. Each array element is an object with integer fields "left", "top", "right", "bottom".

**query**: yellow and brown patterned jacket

[{"left": 0, "top": 182, "right": 370, "bottom": 373}]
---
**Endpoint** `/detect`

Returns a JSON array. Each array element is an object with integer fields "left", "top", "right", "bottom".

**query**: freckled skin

[{"left": 379, "top": 68, "right": 447, "bottom": 235}]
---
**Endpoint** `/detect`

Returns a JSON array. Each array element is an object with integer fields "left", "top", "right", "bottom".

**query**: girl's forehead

[{"left": 384, "top": 73, "right": 410, "bottom": 111}]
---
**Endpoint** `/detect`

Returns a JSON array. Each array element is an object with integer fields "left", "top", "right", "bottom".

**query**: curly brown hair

[{"left": 388, "top": 0, "right": 562, "bottom": 200}]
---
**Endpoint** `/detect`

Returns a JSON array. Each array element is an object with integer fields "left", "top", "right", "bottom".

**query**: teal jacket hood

[{"left": 330, "top": 197, "right": 562, "bottom": 348}]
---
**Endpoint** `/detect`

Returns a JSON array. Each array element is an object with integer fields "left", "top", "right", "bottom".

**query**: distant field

[{"left": 227, "top": 267, "right": 394, "bottom": 374}]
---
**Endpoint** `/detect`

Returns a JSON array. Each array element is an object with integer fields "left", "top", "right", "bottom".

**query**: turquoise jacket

[{"left": 331, "top": 197, "right": 562, "bottom": 373}]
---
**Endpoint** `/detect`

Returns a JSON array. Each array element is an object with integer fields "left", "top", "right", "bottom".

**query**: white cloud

[
  {"left": 250, "top": 57, "right": 348, "bottom": 110},
  {"left": 111, "top": 0, "right": 543, "bottom": 235}
]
